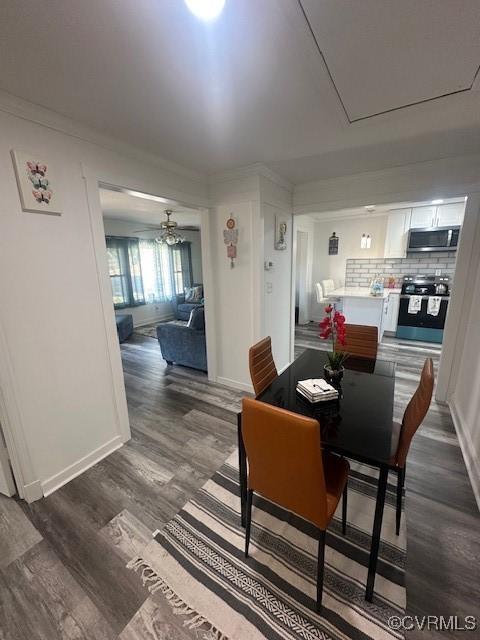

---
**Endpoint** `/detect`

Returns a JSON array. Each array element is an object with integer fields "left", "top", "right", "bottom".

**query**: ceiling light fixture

[
  {"left": 155, "top": 210, "right": 186, "bottom": 246},
  {"left": 185, "top": 0, "right": 225, "bottom": 21},
  {"left": 364, "top": 205, "right": 376, "bottom": 212},
  {"left": 431, "top": 199, "right": 444, "bottom": 205}
]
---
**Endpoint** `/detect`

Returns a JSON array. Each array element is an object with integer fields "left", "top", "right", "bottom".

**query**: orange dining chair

[
  {"left": 241, "top": 397, "right": 349, "bottom": 611},
  {"left": 335, "top": 324, "right": 378, "bottom": 359},
  {"left": 249, "top": 336, "right": 278, "bottom": 396},
  {"left": 390, "top": 358, "right": 434, "bottom": 534}
]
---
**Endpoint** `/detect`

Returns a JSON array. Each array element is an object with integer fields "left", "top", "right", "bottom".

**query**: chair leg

[
  {"left": 342, "top": 481, "right": 348, "bottom": 536},
  {"left": 396, "top": 467, "right": 404, "bottom": 536},
  {"left": 316, "top": 529, "right": 326, "bottom": 613},
  {"left": 245, "top": 490, "right": 253, "bottom": 557}
]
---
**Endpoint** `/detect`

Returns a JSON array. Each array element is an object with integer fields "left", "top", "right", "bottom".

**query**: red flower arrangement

[{"left": 319, "top": 305, "right": 348, "bottom": 371}]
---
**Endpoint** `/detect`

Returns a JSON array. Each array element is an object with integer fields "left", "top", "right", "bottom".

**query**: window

[
  {"left": 106, "top": 237, "right": 145, "bottom": 308},
  {"left": 139, "top": 240, "right": 173, "bottom": 303},
  {"left": 171, "top": 243, "right": 193, "bottom": 294},
  {"left": 106, "top": 236, "right": 194, "bottom": 308}
]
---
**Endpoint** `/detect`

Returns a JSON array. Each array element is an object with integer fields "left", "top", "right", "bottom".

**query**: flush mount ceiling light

[
  {"left": 185, "top": 0, "right": 225, "bottom": 21},
  {"left": 431, "top": 199, "right": 444, "bottom": 205},
  {"left": 364, "top": 205, "right": 376, "bottom": 213}
]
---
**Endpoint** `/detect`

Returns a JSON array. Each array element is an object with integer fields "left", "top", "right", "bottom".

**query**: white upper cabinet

[
  {"left": 409, "top": 206, "right": 436, "bottom": 229},
  {"left": 435, "top": 202, "right": 465, "bottom": 227},
  {"left": 384, "top": 209, "right": 410, "bottom": 258}
]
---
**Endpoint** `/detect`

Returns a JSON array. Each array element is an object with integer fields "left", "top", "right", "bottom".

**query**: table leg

[
  {"left": 237, "top": 411, "right": 247, "bottom": 528},
  {"left": 366, "top": 465, "right": 388, "bottom": 601}
]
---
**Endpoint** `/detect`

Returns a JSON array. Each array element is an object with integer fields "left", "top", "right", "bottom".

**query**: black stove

[
  {"left": 397, "top": 275, "right": 450, "bottom": 343},
  {"left": 400, "top": 274, "right": 450, "bottom": 297}
]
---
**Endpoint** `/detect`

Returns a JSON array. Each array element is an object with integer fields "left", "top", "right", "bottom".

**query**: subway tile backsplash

[{"left": 345, "top": 253, "right": 456, "bottom": 288}]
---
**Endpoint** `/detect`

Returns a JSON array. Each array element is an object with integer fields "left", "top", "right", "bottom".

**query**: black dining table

[{"left": 237, "top": 348, "right": 397, "bottom": 602}]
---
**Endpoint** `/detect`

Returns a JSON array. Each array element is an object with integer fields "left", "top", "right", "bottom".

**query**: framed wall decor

[
  {"left": 328, "top": 232, "right": 339, "bottom": 255},
  {"left": 274, "top": 216, "right": 288, "bottom": 250},
  {"left": 11, "top": 149, "right": 63, "bottom": 215}
]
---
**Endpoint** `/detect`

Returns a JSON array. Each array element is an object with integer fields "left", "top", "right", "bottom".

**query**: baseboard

[
  {"left": 134, "top": 314, "right": 174, "bottom": 328},
  {"left": 41, "top": 435, "right": 123, "bottom": 497},
  {"left": 22, "top": 479, "right": 43, "bottom": 503},
  {"left": 216, "top": 376, "right": 253, "bottom": 394},
  {"left": 449, "top": 399, "right": 480, "bottom": 511}
]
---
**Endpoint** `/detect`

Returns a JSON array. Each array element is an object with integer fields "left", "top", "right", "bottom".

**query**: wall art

[
  {"left": 223, "top": 216, "right": 238, "bottom": 268},
  {"left": 328, "top": 232, "right": 339, "bottom": 255},
  {"left": 11, "top": 150, "right": 63, "bottom": 215},
  {"left": 274, "top": 216, "right": 288, "bottom": 250}
]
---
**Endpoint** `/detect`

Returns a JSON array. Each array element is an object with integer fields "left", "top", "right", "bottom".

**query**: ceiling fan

[{"left": 133, "top": 209, "right": 197, "bottom": 246}]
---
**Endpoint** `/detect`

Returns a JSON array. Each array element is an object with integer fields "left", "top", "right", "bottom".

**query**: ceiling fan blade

[
  {"left": 132, "top": 228, "right": 162, "bottom": 233},
  {"left": 177, "top": 225, "right": 200, "bottom": 231}
]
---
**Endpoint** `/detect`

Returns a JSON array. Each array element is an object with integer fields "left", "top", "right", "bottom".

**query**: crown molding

[
  {"left": 0, "top": 89, "right": 206, "bottom": 184},
  {"left": 209, "top": 162, "right": 292, "bottom": 191}
]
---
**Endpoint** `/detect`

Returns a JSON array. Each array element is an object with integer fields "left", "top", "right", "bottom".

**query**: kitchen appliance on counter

[
  {"left": 396, "top": 275, "right": 450, "bottom": 343},
  {"left": 407, "top": 226, "right": 460, "bottom": 253}
]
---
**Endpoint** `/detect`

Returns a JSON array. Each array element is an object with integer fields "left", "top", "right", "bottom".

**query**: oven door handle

[{"left": 400, "top": 294, "right": 448, "bottom": 301}]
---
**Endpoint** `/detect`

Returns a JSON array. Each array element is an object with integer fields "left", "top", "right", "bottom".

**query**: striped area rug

[{"left": 128, "top": 451, "right": 406, "bottom": 640}]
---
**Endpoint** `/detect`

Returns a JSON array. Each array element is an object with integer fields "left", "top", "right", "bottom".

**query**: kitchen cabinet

[
  {"left": 384, "top": 209, "right": 410, "bottom": 258},
  {"left": 383, "top": 292, "right": 400, "bottom": 333},
  {"left": 436, "top": 202, "right": 464, "bottom": 227},
  {"left": 410, "top": 206, "right": 436, "bottom": 229}
]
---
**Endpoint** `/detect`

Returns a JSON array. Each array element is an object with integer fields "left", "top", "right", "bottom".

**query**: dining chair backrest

[
  {"left": 315, "top": 282, "right": 324, "bottom": 304},
  {"left": 395, "top": 358, "right": 434, "bottom": 468},
  {"left": 241, "top": 397, "right": 329, "bottom": 529},
  {"left": 249, "top": 336, "right": 278, "bottom": 397},
  {"left": 335, "top": 324, "right": 378, "bottom": 359},
  {"left": 321, "top": 279, "right": 335, "bottom": 297}
]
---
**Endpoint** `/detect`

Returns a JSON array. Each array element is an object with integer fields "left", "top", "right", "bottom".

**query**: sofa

[
  {"left": 173, "top": 283, "right": 204, "bottom": 321},
  {"left": 157, "top": 306, "right": 207, "bottom": 372},
  {"left": 115, "top": 313, "right": 133, "bottom": 343}
]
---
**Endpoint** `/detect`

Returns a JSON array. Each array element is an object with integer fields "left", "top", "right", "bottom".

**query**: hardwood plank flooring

[{"left": 0, "top": 330, "right": 477, "bottom": 639}]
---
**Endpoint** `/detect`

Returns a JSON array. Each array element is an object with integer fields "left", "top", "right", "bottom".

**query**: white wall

[
  {"left": 312, "top": 214, "right": 388, "bottom": 291},
  {"left": 448, "top": 196, "right": 480, "bottom": 509},
  {"left": 450, "top": 255, "right": 480, "bottom": 508},
  {"left": 260, "top": 175, "right": 293, "bottom": 372},
  {"left": 102, "top": 218, "right": 203, "bottom": 327},
  {"left": 0, "top": 93, "right": 207, "bottom": 499}
]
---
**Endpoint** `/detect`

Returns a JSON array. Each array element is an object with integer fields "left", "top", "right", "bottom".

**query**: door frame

[{"left": 82, "top": 166, "right": 218, "bottom": 447}]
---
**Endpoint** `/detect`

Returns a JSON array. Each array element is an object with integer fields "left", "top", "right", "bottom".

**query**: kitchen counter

[
  {"left": 327, "top": 288, "right": 401, "bottom": 341},
  {"left": 329, "top": 287, "right": 401, "bottom": 299}
]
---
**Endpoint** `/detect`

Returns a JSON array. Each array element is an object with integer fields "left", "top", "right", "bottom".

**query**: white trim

[
  {"left": 200, "top": 208, "right": 217, "bottom": 383},
  {"left": 449, "top": 400, "right": 480, "bottom": 512},
  {"left": 42, "top": 436, "right": 123, "bottom": 497},
  {"left": 0, "top": 89, "right": 205, "bottom": 184},
  {"left": 82, "top": 166, "right": 132, "bottom": 444},
  {"left": 216, "top": 376, "right": 253, "bottom": 394},
  {"left": 210, "top": 163, "right": 292, "bottom": 192},
  {"left": 22, "top": 480, "right": 43, "bottom": 503},
  {"left": 0, "top": 325, "right": 39, "bottom": 500}
]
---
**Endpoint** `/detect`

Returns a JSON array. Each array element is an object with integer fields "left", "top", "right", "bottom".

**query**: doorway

[{"left": 295, "top": 230, "right": 309, "bottom": 326}]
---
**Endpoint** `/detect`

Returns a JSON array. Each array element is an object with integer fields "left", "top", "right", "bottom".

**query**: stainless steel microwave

[{"left": 407, "top": 226, "right": 460, "bottom": 253}]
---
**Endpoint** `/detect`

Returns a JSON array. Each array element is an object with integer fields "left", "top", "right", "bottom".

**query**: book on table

[{"left": 296, "top": 378, "right": 338, "bottom": 403}]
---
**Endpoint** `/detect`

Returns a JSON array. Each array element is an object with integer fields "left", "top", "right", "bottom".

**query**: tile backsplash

[{"left": 345, "top": 253, "right": 456, "bottom": 288}]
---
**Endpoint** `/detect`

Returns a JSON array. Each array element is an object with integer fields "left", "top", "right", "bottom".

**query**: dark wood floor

[{"left": 0, "top": 329, "right": 478, "bottom": 639}]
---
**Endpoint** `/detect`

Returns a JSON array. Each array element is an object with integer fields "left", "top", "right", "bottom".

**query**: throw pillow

[
  {"left": 184, "top": 287, "right": 195, "bottom": 302},
  {"left": 187, "top": 306, "right": 205, "bottom": 331}
]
